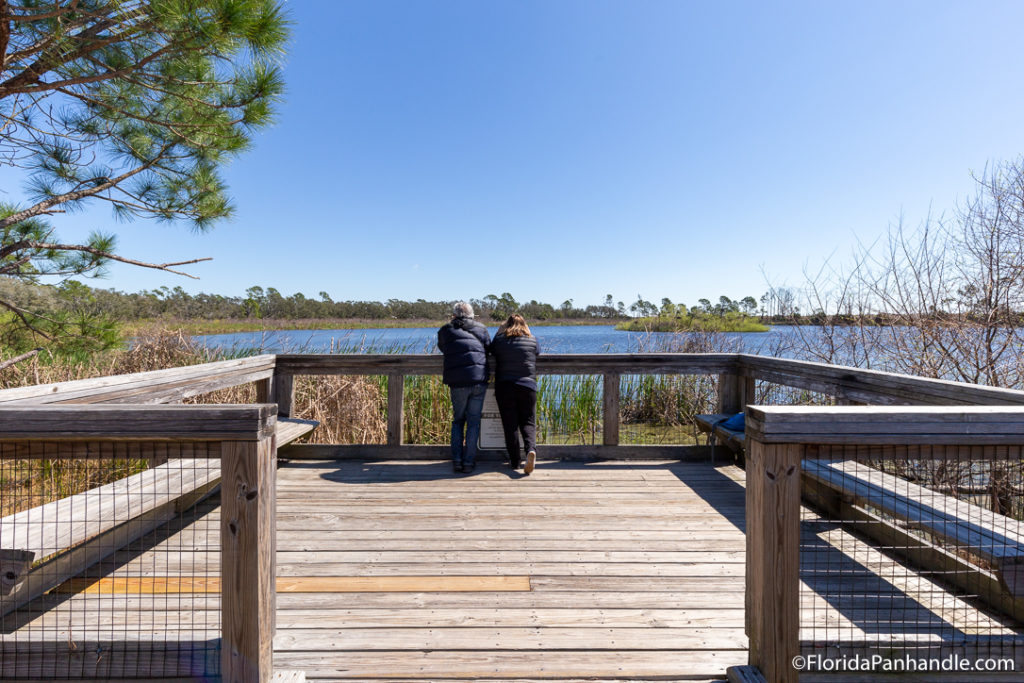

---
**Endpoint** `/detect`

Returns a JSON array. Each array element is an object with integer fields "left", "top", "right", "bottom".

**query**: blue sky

[{"left": 7, "top": 0, "right": 1024, "bottom": 310}]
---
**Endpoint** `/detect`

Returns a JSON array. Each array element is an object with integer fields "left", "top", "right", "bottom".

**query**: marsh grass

[
  {"left": 0, "top": 326, "right": 747, "bottom": 515},
  {"left": 537, "top": 375, "right": 602, "bottom": 444}
]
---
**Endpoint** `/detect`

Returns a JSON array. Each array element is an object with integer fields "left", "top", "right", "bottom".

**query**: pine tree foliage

[{"left": 0, "top": 0, "right": 289, "bottom": 346}]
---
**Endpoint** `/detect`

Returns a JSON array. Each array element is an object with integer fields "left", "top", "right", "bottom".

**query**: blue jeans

[{"left": 450, "top": 384, "right": 486, "bottom": 466}]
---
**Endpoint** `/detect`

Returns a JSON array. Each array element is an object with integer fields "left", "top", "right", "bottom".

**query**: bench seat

[
  {"left": 276, "top": 417, "right": 319, "bottom": 446},
  {"left": 802, "top": 458, "right": 1024, "bottom": 601},
  {"left": 0, "top": 416, "right": 319, "bottom": 611},
  {"left": 694, "top": 414, "right": 746, "bottom": 456}
]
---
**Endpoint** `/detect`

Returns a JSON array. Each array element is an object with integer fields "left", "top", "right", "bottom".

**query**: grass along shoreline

[
  {"left": 0, "top": 327, "right": 719, "bottom": 515},
  {"left": 616, "top": 315, "right": 770, "bottom": 333}
]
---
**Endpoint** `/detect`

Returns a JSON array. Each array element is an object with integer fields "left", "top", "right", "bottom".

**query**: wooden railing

[
  {"left": 745, "top": 406, "right": 1024, "bottom": 683},
  {"left": 272, "top": 352, "right": 741, "bottom": 459},
  {"left": 4, "top": 351, "right": 1024, "bottom": 682},
  {"left": 0, "top": 405, "right": 277, "bottom": 682}
]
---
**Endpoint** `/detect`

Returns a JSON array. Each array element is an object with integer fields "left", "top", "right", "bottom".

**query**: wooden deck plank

[
  {"left": 55, "top": 575, "right": 532, "bottom": 594},
  {"left": 271, "top": 626, "right": 749, "bottom": 650},
  {"left": 271, "top": 650, "right": 744, "bottom": 680},
  {"left": 7, "top": 457, "right": 1024, "bottom": 682}
]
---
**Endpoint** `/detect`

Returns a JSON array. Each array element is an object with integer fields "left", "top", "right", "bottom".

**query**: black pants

[{"left": 494, "top": 382, "right": 537, "bottom": 466}]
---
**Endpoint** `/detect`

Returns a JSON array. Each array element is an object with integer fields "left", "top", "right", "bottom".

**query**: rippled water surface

[{"left": 195, "top": 324, "right": 801, "bottom": 354}]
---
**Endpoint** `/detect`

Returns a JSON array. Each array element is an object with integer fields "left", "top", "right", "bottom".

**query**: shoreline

[{"left": 133, "top": 318, "right": 630, "bottom": 335}]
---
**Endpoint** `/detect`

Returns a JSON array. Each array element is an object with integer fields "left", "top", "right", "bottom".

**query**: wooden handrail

[
  {"left": 6, "top": 353, "right": 1024, "bottom": 682},
  {"left": 0, "top": 405, "right": 278, "bottom": 683},
  {"left": 0, "top": 404, "right": 276, "bottom": 441},
  {"left": 272, "top": 353, "right": 741, "bottom": 454},
  {"left": 0, "top": 354, "right": 276, "bottom": 406},
  {"left": 738, "top": 354, "right": 1024, "bottom": 406},
  {"left": 744, "top": 405, "right": 1024, "bottom": 683},
  {"left": 747, "top": 404, "right": 1024, "bottom": 445}
]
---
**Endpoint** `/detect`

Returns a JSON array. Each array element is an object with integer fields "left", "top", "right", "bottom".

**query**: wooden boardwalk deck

[{"left": 4, "top": 458, "right": 1023, "bottom": 681}]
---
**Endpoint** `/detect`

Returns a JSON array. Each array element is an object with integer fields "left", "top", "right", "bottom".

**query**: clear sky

[{"left": 7, "top": 0, "right": 1024, "bottom": 310}]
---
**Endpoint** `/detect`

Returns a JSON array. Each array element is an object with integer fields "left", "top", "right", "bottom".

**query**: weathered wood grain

[
  {"left": 386, "top": 373, "right": 403, "bottom": 446},
  {"left": 275, "top": 418, "right": 318, "bottom": 447},
  {"left": 221, "top": 434, "right": 276, "bottom": 682},
  {"left": 603, "top": 371, "right": 620, "bottom": 446},
  {"left": 718, "top": 373, "right": 744, "bottom": 414},
  {"left": 55, "top": 575, "right": 533, "bottom": 594},
  {"left": 0, "top": 405, "right": 275, "bottom": 441},
  {"left": 273, "top": 372, "right": 294, "bottom": 419},
  {"left": 269, "top": 650, "right": 745, "bottom": 680},
  {"left": 746, "top": 441, "right": 801, "bottom": 683},
  {"left": 749, "top": 405, "right": 1024, "bottom": 445},
  {"left": 272, "top": 626, "right": 749, "bottom": 651},
  {"left": 0, "top": 355, "right": 275, "bottom": 405},
  {"left": 738, "top": 354, "right": 1024, "bottom": 406},
  {"left": 278, "top": 443, "right": 713, "bottom": 461}
]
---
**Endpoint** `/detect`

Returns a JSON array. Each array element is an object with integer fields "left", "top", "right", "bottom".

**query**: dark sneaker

[
  {"left": 509, "top": 460, "right": 520, "bottom": 470},
  {"left": 524, "top": 450, "right": 536, "bottom": 475},
  {"left": 453, "top": 461, "right": 463, "bottom": 472},
  {"left": 462, "top": 462, "right": 476, "bottom": 474}
]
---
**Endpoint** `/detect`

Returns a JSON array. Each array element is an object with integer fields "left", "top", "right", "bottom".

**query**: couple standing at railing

[{"left": 438, "top": 301, "right": 539, "bottom": 475}]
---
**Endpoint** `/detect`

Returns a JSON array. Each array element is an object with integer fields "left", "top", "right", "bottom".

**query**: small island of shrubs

[{"left": 615, "top": 296, "right": 770, "bottom": 333}]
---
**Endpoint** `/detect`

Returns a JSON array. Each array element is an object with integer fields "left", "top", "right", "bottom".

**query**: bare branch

[
  {"left": 0, "top": 346, "right": 41, "bottom": 371},
  {"left": 14, "top": 241, "right": 211, "bottom": 278}
]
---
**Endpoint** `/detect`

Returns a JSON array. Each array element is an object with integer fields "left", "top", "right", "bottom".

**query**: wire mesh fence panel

[
  {"left": 799, "top": 444, "right": 1024, "bottom": 675},
  {"left": 0, "top": 441, "right": 221, "bottom": 679},
  {"left": 756, "top": 380, "right": 835, "bottom": 408}
]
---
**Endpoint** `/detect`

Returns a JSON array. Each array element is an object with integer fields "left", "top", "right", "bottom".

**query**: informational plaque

[{"left": 479, "top": 387, "right": 512, "bottom": 450}]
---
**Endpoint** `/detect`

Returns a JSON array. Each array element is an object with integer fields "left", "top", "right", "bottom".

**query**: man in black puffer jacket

[{"left": 438, "top": 301, "right": 491, "bottom": 473}]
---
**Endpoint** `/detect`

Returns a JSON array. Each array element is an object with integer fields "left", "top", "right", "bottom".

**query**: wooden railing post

[
  {"left": 387, "top": 373, "right": 404, "bottom": 446},
  {"left": 272, "top": 370, "right": 293, "bottom": 419},
  {"left": 717, "top": 372, "right": 749, "bottom": 414},
  {"left": 745, "top": 437, "right": 801, "bottom": 683},
  {"left": 742, "top": 375, "right": 756, "bottom": 409},
  {"left": 221, "top": 424, "right": 277, "bottom": 683},
  {"left": 603, "top": 371, "right": 620, "bottom": 446},
  {"left": 255, "top": 377, "right": 272, "bottom": 404}
]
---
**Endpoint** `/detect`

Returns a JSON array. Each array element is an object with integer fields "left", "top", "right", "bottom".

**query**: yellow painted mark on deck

[{"left": 57, "top": 575, "right": 532, "bottom": 594}]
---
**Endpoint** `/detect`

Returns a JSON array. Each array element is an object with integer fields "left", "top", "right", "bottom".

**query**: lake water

[{"left": 194, "top": 324, "right": 800, "bottom": 355}]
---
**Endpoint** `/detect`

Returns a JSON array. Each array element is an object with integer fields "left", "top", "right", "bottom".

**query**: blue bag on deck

[{"left": 720, "top": 412, "right": 745, "bottom": 431}]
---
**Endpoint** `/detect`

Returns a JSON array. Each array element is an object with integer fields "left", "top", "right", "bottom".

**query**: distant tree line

[{"left": 0, "top": 277, "right": 768, "bottom": 352}]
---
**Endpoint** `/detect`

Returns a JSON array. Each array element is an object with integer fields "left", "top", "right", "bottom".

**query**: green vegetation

[
  {"left": 617, "top": 315, "right": 769, "bottom": 333},
  {"left": 0, "top": 278, "right": 778, "bottom": 352},
  {"left": 616, "top": 294, "right": 769, "bottom": 333},
  {"left": 130, "top": 316, "right": 623, "bottom": 336},
  {"left": 1, "top": 1, "right": 289, "bottom": 348}
]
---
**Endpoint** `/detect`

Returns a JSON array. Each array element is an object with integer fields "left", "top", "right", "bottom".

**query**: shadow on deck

[{"left": 6, "top": 458, "right": 1024, "bottom": 681}]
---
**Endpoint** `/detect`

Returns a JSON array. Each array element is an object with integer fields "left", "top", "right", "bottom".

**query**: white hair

[{"left": 452, "top": 301, "right": 474, "bottom": 319}]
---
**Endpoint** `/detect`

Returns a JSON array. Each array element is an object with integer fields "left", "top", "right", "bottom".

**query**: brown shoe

[{"left": 524, "top": 450, "right": 536, "bottom": 475}]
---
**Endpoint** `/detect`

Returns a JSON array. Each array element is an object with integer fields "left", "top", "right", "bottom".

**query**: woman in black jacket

[{"left": 489, "top": 314, "right": 540, "bottom": 474}]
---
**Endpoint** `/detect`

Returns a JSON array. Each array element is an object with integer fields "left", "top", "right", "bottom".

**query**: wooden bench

[
  {"left": 0, "top": 417, "right": 318, "bottom": 613},
  {"left": 694, "top": 411, "right": 1024, "bottom": 620},
  {"left": 694, "top": 413, "right": 746, "bottom": 462},
  {"left": 276, "top": 417, "right": 319, "bottom": 447},
  {"left": 802, "top": 458, "right": 1024, "bottom": 621}
]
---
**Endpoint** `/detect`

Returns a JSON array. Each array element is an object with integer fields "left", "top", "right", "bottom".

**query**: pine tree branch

[
  {"left": 0, "top": 298, "right": 54, "bottom": 340},
  {"left": 0, "top": 6, "right": 151, "bottom": 97},
  {"left": 0, "top": 347, "right": 41, "bottom": 371},
  {"left": 0, "top": 145, "right": 170, "bottom": 229},
  {"left": 7, "top": 241, "right": 211, "bottom": 278}
]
